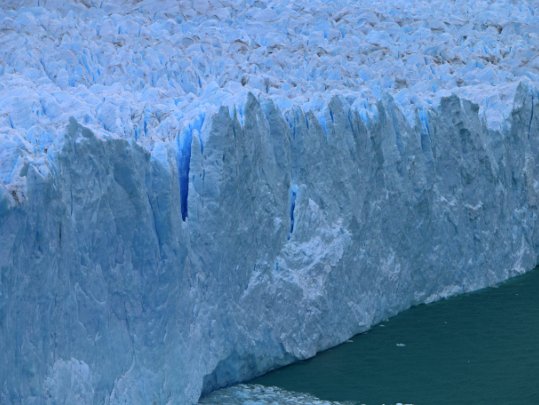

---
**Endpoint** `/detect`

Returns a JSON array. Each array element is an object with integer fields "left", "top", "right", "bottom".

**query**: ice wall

[{"left": 1, "top": 85, "right": 538, "bottom": 404}]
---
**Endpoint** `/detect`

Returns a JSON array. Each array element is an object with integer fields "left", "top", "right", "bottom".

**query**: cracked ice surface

[{"left": 1, "top": 0, "right": 538, "bottom": 177}]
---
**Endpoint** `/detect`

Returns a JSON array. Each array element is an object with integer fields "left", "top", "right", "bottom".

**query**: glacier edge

[{"left": 1, "top": 85, "right": 539, "bottom": 404}]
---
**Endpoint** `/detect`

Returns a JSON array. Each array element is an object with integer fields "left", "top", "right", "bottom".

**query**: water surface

[{"left": 248, "top": 268, "right": 539, "bottom": 404}]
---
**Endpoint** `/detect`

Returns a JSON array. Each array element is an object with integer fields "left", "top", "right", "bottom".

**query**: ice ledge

[{"left": 2, "top": 81, "right": 538, "bottom": 196}]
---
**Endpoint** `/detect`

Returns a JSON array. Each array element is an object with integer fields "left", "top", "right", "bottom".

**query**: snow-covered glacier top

[{"left": 1, "top": 0, "right": 538, "bottom": 185}]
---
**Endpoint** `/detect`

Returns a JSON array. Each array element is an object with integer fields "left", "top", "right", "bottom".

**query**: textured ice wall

[{"left": 1, "top": 85, "right": 538, "bottom": 404}]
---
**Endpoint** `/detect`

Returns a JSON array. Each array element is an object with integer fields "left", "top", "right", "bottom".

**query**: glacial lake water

[{"left": 202, "top": 267, "right": 539, "bottom": 404}]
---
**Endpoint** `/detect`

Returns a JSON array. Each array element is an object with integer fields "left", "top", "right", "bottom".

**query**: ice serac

[{"left": 1, "top": 85, "right": 539, "bottom": 404}]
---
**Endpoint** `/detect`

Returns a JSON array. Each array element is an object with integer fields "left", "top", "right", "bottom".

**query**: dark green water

[{"left": 253, "top": 268, "right": 539, "bottom": 405}]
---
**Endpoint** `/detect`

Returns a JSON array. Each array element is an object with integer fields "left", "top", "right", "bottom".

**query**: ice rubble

[
  {"left": 200, "top": 383, "right": 413, "bottom": 405},
  {"left": 199, "top": 384, "right": 349, "bottom": 405},
  {"left": 1, "top": 1, "right": 539, "bottom": 404}
]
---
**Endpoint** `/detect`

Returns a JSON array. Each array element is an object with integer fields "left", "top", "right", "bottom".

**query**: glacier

[{"left": 1, "top": 0, "right": 539, "bottom": 404}]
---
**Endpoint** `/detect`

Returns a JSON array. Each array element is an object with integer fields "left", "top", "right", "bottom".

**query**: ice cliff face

[{"left": 1, "top": 84, "right": 538, "bottom": 404}]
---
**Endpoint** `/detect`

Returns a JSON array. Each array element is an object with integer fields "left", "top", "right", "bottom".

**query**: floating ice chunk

[{"left": 199, "top": 384, "right": 346, "bottom": 405}]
